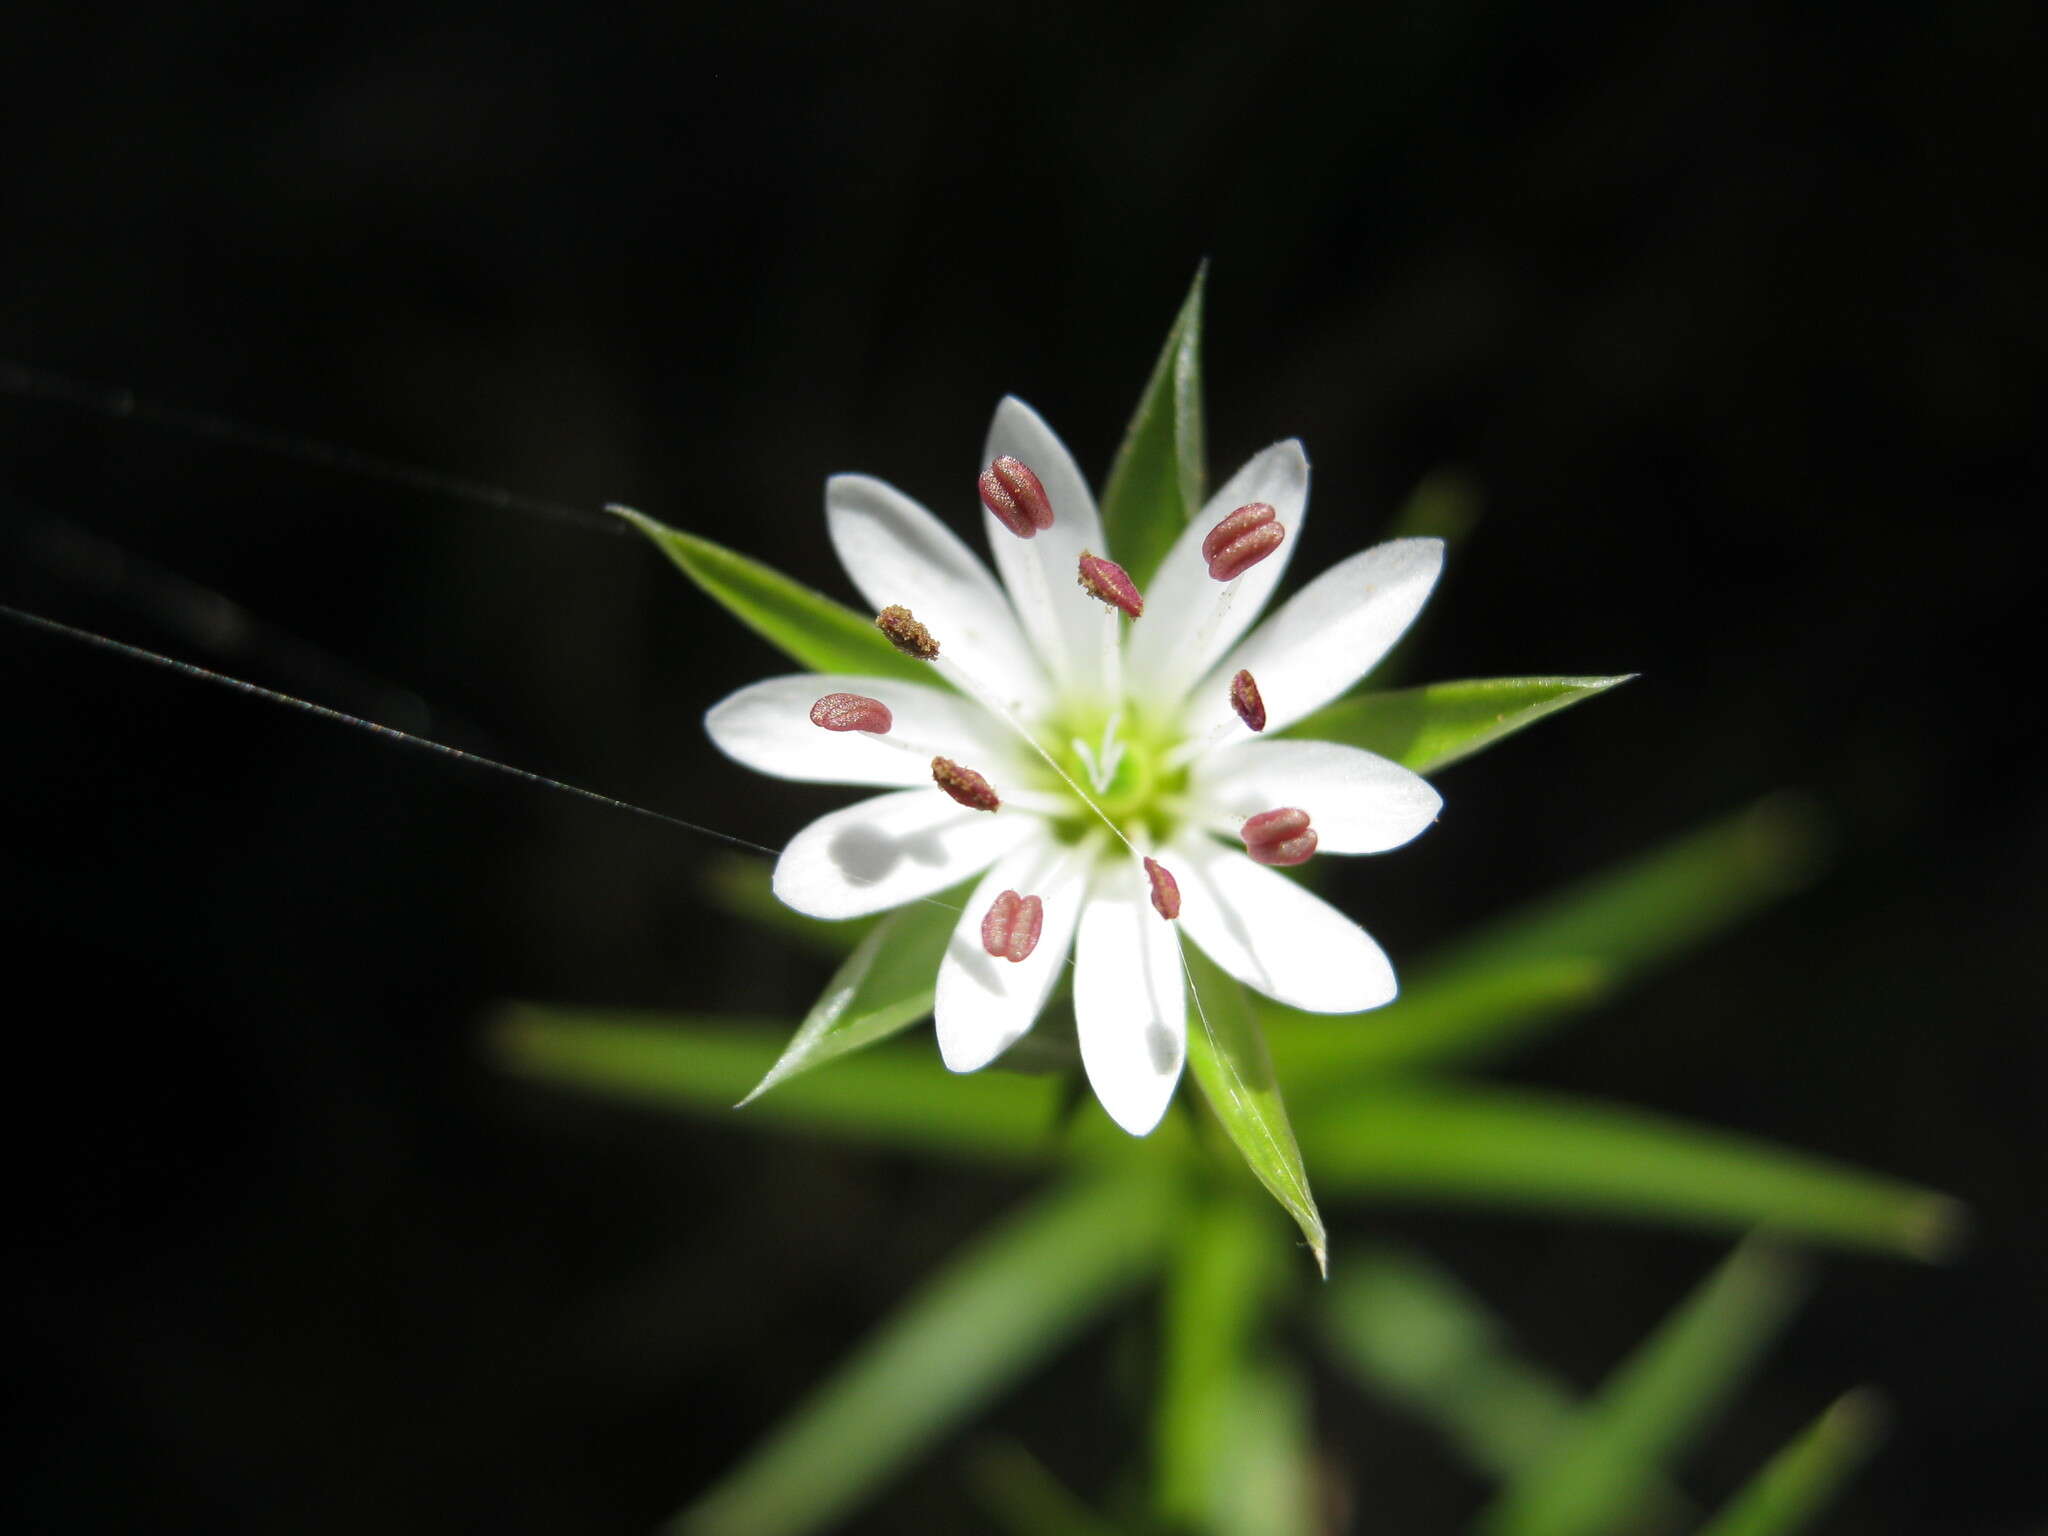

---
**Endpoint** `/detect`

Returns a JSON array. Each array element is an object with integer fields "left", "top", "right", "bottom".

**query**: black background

[{"left": 2, "top": 1, "right": 2042, "bottom": 1531}]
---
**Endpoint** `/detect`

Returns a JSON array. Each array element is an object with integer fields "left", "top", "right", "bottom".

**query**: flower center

[{"left": 1042, "top": 706, "right": 1186, "bottom": 843}]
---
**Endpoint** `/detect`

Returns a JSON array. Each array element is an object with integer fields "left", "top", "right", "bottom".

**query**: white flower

[{"left": 705, "top": 398, "right": 1444, "bottom": 1136}]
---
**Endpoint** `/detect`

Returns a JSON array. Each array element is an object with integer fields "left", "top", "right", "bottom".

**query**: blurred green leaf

[
  {"left": 1099, "top": 263, "right": 1206, "bottom": 587},
  {"left": 1320, "top": 1246, "right": 1586, "bottom": 1479},
  {"left": 610, "top": 504, "right": 933, "bottom": 684},
  {"left": 672, "top": 1166, "right": 1177, "bottom": 1536},
  {"left": 1695, "top": 1390, "right": 1886, "bottom": 1536},
  {"left": 1183, "top": 946, "right": 1327, "bottom": 1274},
  {"left": 1478, "top": 1240, "right": 1808, "bottom": 1536},
  {"left": 1297, "top": 1082, "right": 1962, "bottom": 1260},
  {"left": 965, "top": 1439, "right": 1126, "bottom": 1536},
  {"left": 1265, "top": 957, "right": 1610, "bottom": 1088},
  {"left": 1275, "top": 797, "right": 1824, "bottom": 1081},
  {"left": 1210, "top": 1358, "right": 1319, "bottom": 1536},
  {"left": 739, "top": 890, "right": 963, "bottom": 1104},
  {"left": 1154, "top": 1193, "right": 1279, "bottom": 1530},
  {"left": 493, "top": 1008, "right": 1061, "bottom": 1164},
  {"left": 1285, "top": 676, "right": 1633, "bottom": 776}
]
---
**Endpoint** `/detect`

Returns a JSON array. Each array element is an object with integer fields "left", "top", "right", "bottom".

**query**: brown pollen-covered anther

[
  {"left": 1203, "top": 501, "right": 1286, "bottom": 581},
  {"left": 1142, "top": 856, "right": 1181, "bottom": 920},
  {"left": 980, "top": 890, "right": 1044, "bottom": 962},
  {"left": 978, "top": 455, "right": 1055, "bottom": 539},
  {"left": 875, "top": 604, "right": 939, "bottom": 660},
  {"left": 1228, "top": 669, "right": 1266, "bottom": 732},
  {"left": 931, "top": 756, "right": 1001, "bottom": 812},
  {"left": 1076, "top": 552, "right": 1144, "bottom": 618},
  {"left": 1241, "top": 806, "right": 1318, "bottom": 866},
  {"left": 808, "top": 692, "right": 893, "bottom": 733}
]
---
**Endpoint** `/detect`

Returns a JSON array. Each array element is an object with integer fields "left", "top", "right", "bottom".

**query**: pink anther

[
  {"left": 808, "top": 692, "right": 893, "bottom": 733},
  {"left": 1202, "top": 502, "right": 1285, "bottom": 581},
  {"left": 1076, "top": 552, "right": 1144, "bottom": 618},
  {"left": 1241, "top": 806, "right": 1318, "bottom": 866},
  {"left": 980, "top": 890, "right": 1044, "bottom": 962},
  {"left": 1228, "top": 669, "right": 1266, "bottom": 733},
  {"left": 931, "top": 756, "right": 1001, "bottom": 812},
  {"left": 1143, "top": 856, "right": 1181, "bottom": 920},
  {"left": 979, "top": 456, "right": 1055, "bottom": 539}
]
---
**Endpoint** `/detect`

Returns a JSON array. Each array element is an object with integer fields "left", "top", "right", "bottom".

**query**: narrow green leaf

[
  {"left": 1282, "top": 796, "right": 1825, "bottom": 1079},
  {"left": 1210, "top": 1358, "right": 1319, "bottom": 1536},
  {"left": 1478, "top": 1240, "right": 1808, "bottom": 1536},
  {"left": 1285, "top": 675, "right": 1634, "bottom": 776},
  {"left": 492, "top": 1008, "right": 1061, "bottom": 1164},
  {"left": 672, "top": 1167, "right": 1177, "bottom": 1536},
  {"left": 1098, "top": 263, "right": 1206, "bottom": 587},
  {"left": 964, "top": 1439, "right": 1126, "bottom": 1536},
  {"left": 1320, "top": 1246, "right": 1588, "bottom": 1479},
  {"left": 611, "top": 503, "right": 934, "bottom": 684},
  {"left": 1183, "top": 945, "right": 1327, "bottom": 1274},
  {"left": 1695, "top": 1390, "right": 1886, "bottom": 1536},
  {"left": 1319, "top": 1247, "right": 1693, "bottom": 1522},
  {"left": 1297, "top": 1082, "right": 1963, "bottom": 1260},
  {"left": 1154, "top": 1193, "right": 1278, "bottom": 1530},
  {"left": 738, "top": 891, "right": 963, "bottom": 1104}
]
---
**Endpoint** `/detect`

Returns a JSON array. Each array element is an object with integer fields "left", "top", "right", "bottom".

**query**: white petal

[
  {"left": 981, "top": 397, "right": 1110, "bottom": 696},
  {"left": 772, "top": 788, "right": 1042, "bottom": 920},
  {"left": 1171, "top": 836, "right": 1396, "bottom": 1014},
  {"left": 826, "top": 473, "right": 1050, "bottom": 715},
  {"left": 934, "top": 838, "right": 1089, "bottom": 1073},
  {"left": 1128, "top": 441, "right": 1310, "bottom": 706},
  {"left": 706, "top": 674, "right": 1019, "bottom": 788},
  {"left": 1192, "top": 738, "right": 1441, "bottom": 854},
  {"left": 1181, "top": 538, "right": 1444, "bottom": 742},
  {"left": 1073, "top": 861, "right": 1187, "bottom": 1136}
]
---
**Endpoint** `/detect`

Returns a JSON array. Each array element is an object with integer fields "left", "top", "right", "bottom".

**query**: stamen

[
  {"left": 1143, "top": 856, "right": 1181, "bottom": 920},
  {"left": 876, "top": 604, "right": 939, "bottom": 660},
  {"left": 1077, "top": 552, "right": 1144, "bottom": 619},
  {"left": 978, "top": 456, "right": 1055, "bottom": 539},
  {"left": 1228, "top": 669, "right": 1266, "bottom": 732},
  {"left": 980, "top": 890, "right": 1044, "bottom": 962},
  {"left": 1203, "top": 502, "right": 1286, "bottom": 581},
  {"left": 932, "top": 756, "right": 1001, "bottom": 811},
  {"left": 1241, "top": 806, "right": 1318, "bottom": 866},
  {"left": 809, "top": 692, "right": 893, "bottom": 733}
]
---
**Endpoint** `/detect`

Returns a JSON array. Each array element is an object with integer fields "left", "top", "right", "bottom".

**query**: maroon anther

[
  {"left": 809, "top": 692, "right": 893, "bottom": 733},
  {"left": 931, "top": 756, "right": 1000, "bottom": 812},
  {"left": 1202, "top": 501, "right": 1286, "bottom": 581},
  {"left": 980, "top": 890, "right": 1044, "bottom": 962},
  {"left": 1228, "top": 669, "right": 1267, "bottom": 732},
  {"left": 1143, "top": 857, "right": 1181, "bottom": 920},
  {"left": 979, "top": 455, "right": 1055, "bottom": 539},
  {"left": 1241, "top": 806, "right": 1318, "bottom": 867},
  {"left": 876, "top": 604, "right": 939, "bottom": 660},
  {"left": 1077, "top": 552, "right": 1144, "bottom": 618}
]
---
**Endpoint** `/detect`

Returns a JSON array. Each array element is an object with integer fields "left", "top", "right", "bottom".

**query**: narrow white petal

[
  {"left": 772, "top": 788, "right": 1042, "bottom": 920},
  {"left": 1074, "top": 862, "right": 1186, "bottom": 1136},
  {"left": 1128, "top": 441, "right": 1310, "bottom": 706},
  {"left": 1171, "top": 837, "right": 1397, "bottom": 1014},
  {"left": 706, "top": 674, "right": 1019, "bottom": 788},
  {"left": 826, "top": 473, "right": 1050, "bottom": 714},
  {"left": 981, "top": 397, "right": 1110, "bottom": 696},
  {"left": 934, "top": 838, "right": 1089, "bottom": 1073},
  {"left": 1181, "top": 538, "right": 1445, "bottom": 742},
  {"left": 1192, "top": 738, "right": 1441, "bottom": 854}
]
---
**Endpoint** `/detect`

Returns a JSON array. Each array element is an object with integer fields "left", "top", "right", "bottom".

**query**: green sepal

[
  {"left": 739, "top": 889, "right": 964, "bottom": 1104},
  {"left": 1285, "top": 674, "right": 1634, "bottom": 776},
  {"left": 1182, "top": 944, "right": 1327, "bottom": 1275},
  {"left": 611, "top": 504, "right": 935, "bottom": 684},
  {"left": 1098, "top": 263, "right": 1207, "bottom": 587}
]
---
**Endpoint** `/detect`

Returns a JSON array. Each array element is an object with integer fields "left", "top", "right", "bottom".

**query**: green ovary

[{"left": 1042, "top": 707, "right": 1188, "bottom": 846}]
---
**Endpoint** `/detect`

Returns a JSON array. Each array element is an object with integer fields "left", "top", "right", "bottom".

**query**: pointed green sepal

[
  {"left": 1098, "top": 263, "right": 1207, "bottom": 587},
  {"left": 1285, "top": 674, "right": 1635, "bottom": 775}
]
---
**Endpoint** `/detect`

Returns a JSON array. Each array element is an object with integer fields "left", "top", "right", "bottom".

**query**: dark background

[{"left": 2, "top": 1, "right": 2041, "bottom": 1530}]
